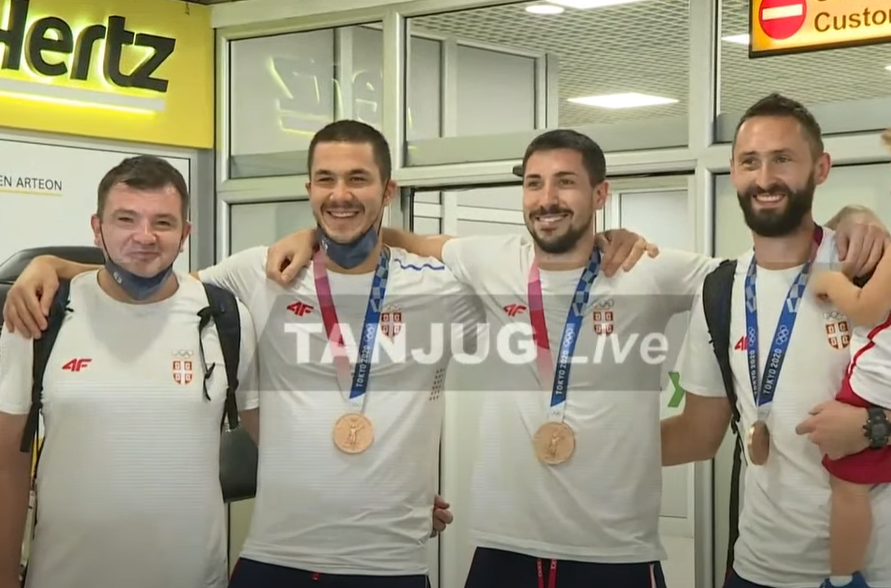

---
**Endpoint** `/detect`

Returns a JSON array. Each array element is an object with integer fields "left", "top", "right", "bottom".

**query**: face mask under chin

[
  {"left": 317, "top": 210, "right": 384, "bottom": 270},
  {"left": 318, "top": 221, "right": 381, "bottom": 270},
  {"left": 104, "top": 257, "right": 175, "bottom": 301}
]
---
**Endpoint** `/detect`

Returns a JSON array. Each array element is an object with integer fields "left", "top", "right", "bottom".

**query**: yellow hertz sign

[
  {"left": 750, "top": 0, "right": 891, "bottom": 57},
  {"left": 0, "top": 0, "right": 212, "bottom": 149}
]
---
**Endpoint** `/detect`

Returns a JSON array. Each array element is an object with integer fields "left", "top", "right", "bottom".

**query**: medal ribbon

[
  {"left": 527, "top": 248, "right": 601, "bottom": 423},
  {"left": 744, "top": 225, "right": 823, "bottom": 420},
  {"left": 313, "top": 248, "right": 390, "bottom": 412},
  {"left": 536, "top": 559, "right": 557, "bottom": 588}
]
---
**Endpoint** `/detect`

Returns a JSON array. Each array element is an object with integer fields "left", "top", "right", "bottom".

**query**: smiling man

[
  {"left": 0, "top": 156, "right": 259, "bottom": 588},
  {"left": 664, "top": 93, "right": 891, "bottom": 588}
]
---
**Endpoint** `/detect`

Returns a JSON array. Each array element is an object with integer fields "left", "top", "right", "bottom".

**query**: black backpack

[
  {"left": 19, "top": 280, "right": 258, "bottom": 504},
  {"left": 700, "top": 259, "right": 743, "bottom": 577}
]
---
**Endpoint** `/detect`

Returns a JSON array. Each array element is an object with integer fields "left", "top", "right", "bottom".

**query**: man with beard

[
  {"left": 664, "top": 94, "right": 891, "bottom": 588},
  {"left": 258, "top": 126, "right": 884, "bottom": 587}
]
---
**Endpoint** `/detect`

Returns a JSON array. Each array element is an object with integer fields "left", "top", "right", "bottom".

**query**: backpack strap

[
  {"left": 701, "top": 259, "right": 742, "bottom": 577},
  {"left": 21, "top": 279, "right": 72, "bottom": 455},
  {"left": 197, "top": 283, "right": 241, "bottom": 430}
]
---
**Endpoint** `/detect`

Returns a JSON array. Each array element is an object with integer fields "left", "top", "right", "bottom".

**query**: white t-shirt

[
  {"left": 679, "top": 231, "right": 891, "bottom": 587},
  {"left": 198, "top": 246, "right": 482, "bottom": 575},
  {"left": 0, "top": 271, "right": 259, "bottom": 588},
  {"left": 847, "top": 310, "right": 891, "bottom": 409},
  {"left": 441, "top": 234, "right": 719, "bottom": 563}
]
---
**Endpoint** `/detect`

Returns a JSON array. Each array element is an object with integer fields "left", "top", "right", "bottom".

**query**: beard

[
  {"left": 737, "top": 174, "right": 815, "bottom": 237},
  {"left": 525, "top": 205, "right": 591, "bottom": 254}
]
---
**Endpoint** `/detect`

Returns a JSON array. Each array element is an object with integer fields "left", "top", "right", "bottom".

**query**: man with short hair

[
  {"left": 263, "top": 122, "right": 886, "bottom": 588},
  {"left": 0, "top": 155, "right": 260, "bottom": 588},
  {"left": 664, "top": 93, "right": 891, "bottom": 588}
]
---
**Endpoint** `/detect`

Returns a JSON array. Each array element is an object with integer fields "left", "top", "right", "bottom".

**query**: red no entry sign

[{"left": 758, "top": 0, "right": 807, "bottom": 40}]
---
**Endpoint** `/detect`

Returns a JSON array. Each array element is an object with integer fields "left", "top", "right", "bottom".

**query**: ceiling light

[
  {"left": 526, "top": 4, "right": 565, "bottom": 14},
  {"left": 886, "top": 65, "right": 891, "bottom": 72},
  {"left": 546, "top": 0, "right": 649, "bottom": 8},
  {"left": 723, "top": 34, "right": 750, "bottom": 45},
  {"left": 568, "top": 92, "right": 678, "bottom": 109}
]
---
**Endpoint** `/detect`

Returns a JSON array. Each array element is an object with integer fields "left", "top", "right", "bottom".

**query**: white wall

[
  {"left": 710, "top": 161, "right": 891, "bottom": 585},
  {"left": 228, "top": 25, "right": 539, "bottom": 157},
  {"left": 0, "top": 139, "right": 191, "bottom": 274}
]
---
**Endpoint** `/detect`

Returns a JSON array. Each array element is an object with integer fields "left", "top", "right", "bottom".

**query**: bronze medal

[
  {"left": 747, "top": 420, "right": 770, "bottom": 466},
  {"left": 333, "top": 413, "right": 374, "bottom": 454},
  {"left": 533, "top": 422, "right": 576, "bottom": 465}
]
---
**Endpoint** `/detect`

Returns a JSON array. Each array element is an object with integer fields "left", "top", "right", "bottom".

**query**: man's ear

[
  {"left": 90, "top": 214, "right": 102, "bottom": 248},
  {"left": 594, "top": 181, "right": 610, "bottom": 210},
  {"left": 814, "top": 152, "right": 831, "bottom": 186},
  {"left": 180, "top": 222, "right": 193, "bottom": 253},
  {"left": 383, "top": 179, "right": 398, "bottom": 206}
]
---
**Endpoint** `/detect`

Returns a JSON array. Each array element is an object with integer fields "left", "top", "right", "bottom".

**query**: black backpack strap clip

[{"left": 21, "top": 280, "right": 72, "bottom": 455}]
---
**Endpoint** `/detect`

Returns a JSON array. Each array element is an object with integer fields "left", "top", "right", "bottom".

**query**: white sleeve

[
  {"left": 234, "top": 300, "right": 260, "bottom": 411},
  {"left": 0, "top": 325, "right": 33, "bottom": 415},
  {"left": 197, "top": 247, "right": 267, "bottom": 303},
  {"left": 645, "top": 249, "right": 722, "bottom": 315},
  {"left": 448, "top": 279, "right": 487, "bottom": 355},
  {"left": 677, "top": 285, "right": 729, "bottom": 399},
  {"left": 441, "top": 235, "right": 517, "bottom": 288}
]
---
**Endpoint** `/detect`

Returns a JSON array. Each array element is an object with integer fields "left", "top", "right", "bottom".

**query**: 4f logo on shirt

[
  {"left": 62, "top": 358, "right": 91, "bottom": 372},
  {"left": 824, "top": 311, "right": 850, "bottom": 349},
  {"left": 287, "top": 301, "right": 314, "bottom": 316},
  {"left": 172, "top": 350, "right": 195, "bottom": 385},
  {"left": 503, "top": 304, "right": 526, "bottom": 317},
  {"left": 734, "top": 335, "right": 747, "bottom": 351},
  {"left": 380, "top": 305, "right": 403, "bottom": 338}
]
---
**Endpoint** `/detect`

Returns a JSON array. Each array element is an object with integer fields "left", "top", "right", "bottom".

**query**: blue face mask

[
  {"left": 104, "top": 258, "right": 175, "bottom": 301},
  {"left": 99, "top": 226, "right": 180, "bottom": 301},
  {"left": 318, "top": 221, "right": 380, "bottom": 270}
]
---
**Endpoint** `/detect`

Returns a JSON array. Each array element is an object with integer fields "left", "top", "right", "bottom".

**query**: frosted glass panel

[{"left": 229, "top": 200, "right": 316, "bottom": 254}]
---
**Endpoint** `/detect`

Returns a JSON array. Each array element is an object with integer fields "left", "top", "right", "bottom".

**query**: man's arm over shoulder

[
  {"left": 234, "top": 300, "right": 260, "bottom": 445},
  {"left": 661, "top": 289, "right": 733, "bottom": 466},
  {"left": 196, "top": 247, "right": 267, "bottom": 303},
  {"left": 381, "top": 228, "right": 453, "bottom": 262},
  {"left": 441, "top": 234, "right": 526, "bottom": 287},
  {"left": 0, "top": 326, "right": 35, "bottom": 583}
]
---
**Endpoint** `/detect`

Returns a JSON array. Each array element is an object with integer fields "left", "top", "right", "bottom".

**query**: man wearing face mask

[
  {"left": 0, "top": 156, "right": 260, "bottom": 588},
  {"left": 665, "top": 94, "right": 891, "bottom": 588},
  {"left": 262, "top": 127, "right": 886, "bottom": 588}
]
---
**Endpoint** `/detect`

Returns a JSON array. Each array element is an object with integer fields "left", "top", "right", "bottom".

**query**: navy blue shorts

[
  {"left": 463, "top": 547, "right": 668, "bottom": 588},
  {"left": 228, "top": 558, "right": 430, "bottom": 588},
  {"left": 723, "top": 570, "right": 774, "bottom": 588}
]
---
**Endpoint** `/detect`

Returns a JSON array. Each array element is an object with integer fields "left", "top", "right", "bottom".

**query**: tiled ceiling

[
  {"left": 411, "top": 0, "right": 891, "bottom": 126},
  {"left": 188, "top": 0, "right": 891, "bottom": 126}
]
